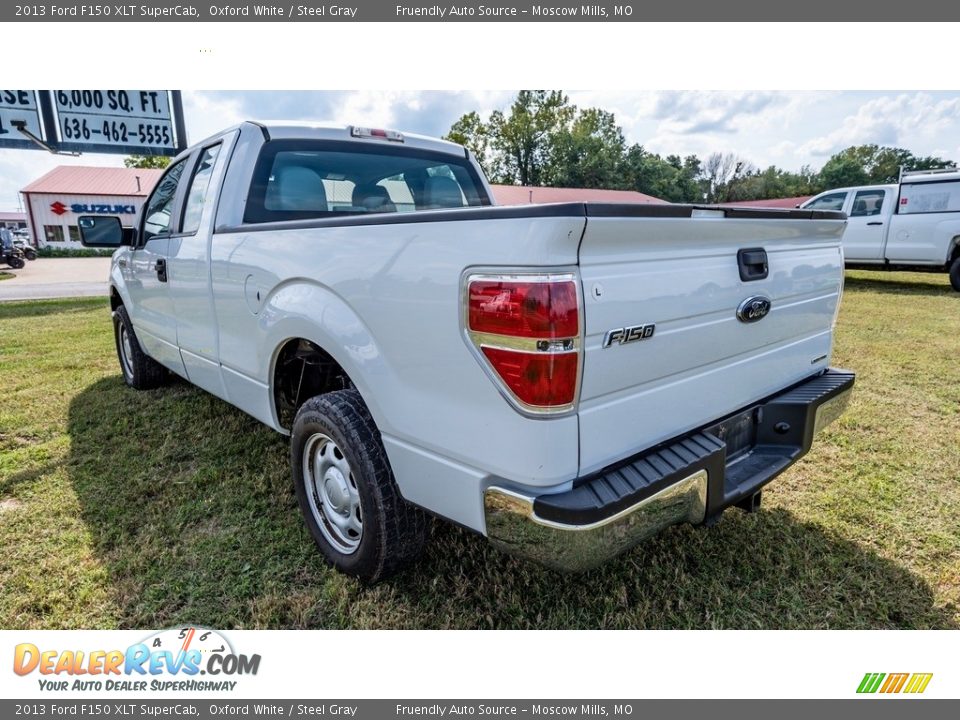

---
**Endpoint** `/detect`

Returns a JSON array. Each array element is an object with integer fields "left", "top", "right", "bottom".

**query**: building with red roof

[
  {"left": 491, "top": 184, "right": 665, "bottom": 206},
  {"left": 722, "top": 196, "right": 813, "bottom": 209},
  {"left": 0, "top": 211, "right": 28, "bottom": 232},
  {"left": 21, "top": 166, "right": 164, "bottom": 248}
]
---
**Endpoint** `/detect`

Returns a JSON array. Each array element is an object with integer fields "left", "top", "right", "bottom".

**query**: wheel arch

[{"left": 260, "top": 280, "right": 395, "bottom": 435}]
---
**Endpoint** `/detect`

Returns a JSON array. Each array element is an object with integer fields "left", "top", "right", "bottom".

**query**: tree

[
  {"left": 543, "top": 108, "right": 625, "bottom": 188},
  {"left": 488, "top": 90, "right": 575, "bottom": 185},
  {"left": 700, "top": 152, "right": 753, "bottom": 203},
  {"left": 123, "top": 155, "right": 171, "bottom": 169},
  {"left": 445, "top": 90, "right": 575, "bottom": 185},
  {"left": 620, "top": 147, "right": 701, "bottom": 202},
  {"left": 819, "top": 152, "right": 870, "bottom": 189},
  {"left": 445, "top": 111, "right": 489, "bottom": 170},
  {"left": 819, "top": 144, "right": 954, "bottom": 188}
]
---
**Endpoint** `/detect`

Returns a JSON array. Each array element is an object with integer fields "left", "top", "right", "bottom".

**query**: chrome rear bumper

[
  {"left": 483, "top": 368, "right": 855, "bottom": 572},
  {"left": 484, "top": 470, "right": 707, "bottom": 573}
]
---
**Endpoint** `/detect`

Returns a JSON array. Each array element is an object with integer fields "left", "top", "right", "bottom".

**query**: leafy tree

[
  {"left": 544, "top": 108, "right": 625, "bottom": 188},
  {"left": 124, "top": 155, "right": 171, "bottom": 169},
  {"left": 819, "top": 144, "right": 954, "bottom": 188},
  {"left": 620, "top": 147, "right": 701, "bottom": 202},
  {"left": 445, "top": 90, "right": 575, "bottom": 185},
  {"left": 487, "top": 90, "right": 575, "bottom": 185},
  {"left": 446, "top": 112, "right": 489, "bottom": 170}
]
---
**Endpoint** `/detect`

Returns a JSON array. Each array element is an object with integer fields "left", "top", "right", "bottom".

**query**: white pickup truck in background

[
  {"left": 802, "top": 168, "right": 960, "bottom": 290},
  {"left": 80, "top": 121, "right": 854, "bottom": 582}
]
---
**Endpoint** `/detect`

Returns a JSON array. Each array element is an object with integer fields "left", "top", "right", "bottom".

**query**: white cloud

[
  {"left": 799, "top": 93, "right": 960, "bottom": 157},
  {"left": 182, "top": 91, "right": 245, "bottom": 144}
]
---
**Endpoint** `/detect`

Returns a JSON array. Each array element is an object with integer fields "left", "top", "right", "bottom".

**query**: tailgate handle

[{"left": 737, "top": 248, "right": 768, "bottom": 282}]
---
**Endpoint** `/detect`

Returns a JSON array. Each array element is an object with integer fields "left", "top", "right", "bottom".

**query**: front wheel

[
  {"left": 113, "top": 305, "right": 167, "bottom": 389},
  {"left": 291, "top": 389, "right": 428, "bottom": 583},
  {"left": 950, "top": 256, "right": 960, "bottom": 292},
  {"left": 23, "top": 249, "right": 37, "bottom": 261}
]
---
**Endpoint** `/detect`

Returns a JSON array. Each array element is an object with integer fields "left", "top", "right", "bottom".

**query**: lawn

[{"left": 0, "top": 270, "right": 957, "bottom": 630}]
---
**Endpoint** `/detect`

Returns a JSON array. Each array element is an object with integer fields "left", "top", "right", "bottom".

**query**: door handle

[
  {"left": 867, "top": 221, "right": 883, "bottom": 226},
  {"left": 155, "top": 258, "right": 168, "bottom": 283},
  {"left": 737, "top": 247, "right": 768, "bottom": 281}
]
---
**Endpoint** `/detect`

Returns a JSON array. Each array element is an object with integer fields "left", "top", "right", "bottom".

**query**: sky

[{"left": 5, "top": 89, "right": 960, "bottom": 211}]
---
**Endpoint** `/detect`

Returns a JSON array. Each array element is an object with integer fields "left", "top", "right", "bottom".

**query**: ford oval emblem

[{"left": 737, "top": 295, "right": 772, "bottom": 323}]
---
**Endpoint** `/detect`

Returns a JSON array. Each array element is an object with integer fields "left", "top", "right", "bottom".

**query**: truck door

[
  {"left": 125, "top": 158, "right": 188, "bottom": 376},
  {"left": 166, "top": 134, "right": 235, "bottom": 400},
  {"left": 842, "top": 188, "right": 888, "bottom": 262}
]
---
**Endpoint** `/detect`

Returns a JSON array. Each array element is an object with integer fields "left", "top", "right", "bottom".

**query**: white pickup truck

[
  {"left": 801, "top": 168, "right": 960, "bottom": 290},
  {"left": 80, "top": 122, "right": 854, "bottom": 582}
]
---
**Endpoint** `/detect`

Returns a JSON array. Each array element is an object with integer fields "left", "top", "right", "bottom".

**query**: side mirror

[{"left": 78, "top": 216, "right": 131, "bottom": 248}]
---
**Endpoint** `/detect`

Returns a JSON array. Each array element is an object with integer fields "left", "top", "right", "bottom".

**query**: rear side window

[
  {"left": 899, "top": 180, "right": 960, "bottom": 214},
  {"left": 181, "top": 143, "right": 222, "bottom": 234},
  {"left": 244, "top": 140, "right": 490, "bottom": 224},
  {"left": 805, "top": 192, "right": 848, "bottom": 211}
]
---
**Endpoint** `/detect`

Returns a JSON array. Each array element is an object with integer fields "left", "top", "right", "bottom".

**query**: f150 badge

[
  {"left": 737, "top": 295, "right": 772, "bottom": 323},
  {"left": 602, "top": 323, "right": 656, "bottom": 348}
]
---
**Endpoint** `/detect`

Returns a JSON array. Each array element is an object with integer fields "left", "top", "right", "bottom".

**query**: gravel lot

[{"left": 0, "top": 257, "right": 112, "bottom": 301}]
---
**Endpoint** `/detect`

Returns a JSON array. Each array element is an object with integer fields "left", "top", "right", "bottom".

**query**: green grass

[
  {"left": 0, "top": 271, "right": 958, "bottom": 629},
  {"left": 0, "top": 271, "right": 13, "bottom": 281}
]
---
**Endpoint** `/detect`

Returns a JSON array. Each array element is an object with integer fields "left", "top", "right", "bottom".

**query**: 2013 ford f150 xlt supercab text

[{"left": 80, "top": 122, "right": 855, "bottom": 582}]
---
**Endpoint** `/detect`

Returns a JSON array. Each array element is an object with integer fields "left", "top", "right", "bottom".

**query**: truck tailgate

[{"left": 577, "top": 205, "right": 846, "bottom": 475}]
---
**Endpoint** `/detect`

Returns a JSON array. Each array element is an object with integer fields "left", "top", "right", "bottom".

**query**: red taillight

[
  {"left": 468, "top": 280, "right": 579, "bottom": 339},
  {"left": 466, "top": 274, "right": 581, "bottom": 412}
]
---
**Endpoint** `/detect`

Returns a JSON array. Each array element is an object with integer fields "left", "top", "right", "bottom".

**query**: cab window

[
  {"left": 806, "top": 192, "right": 848, "bottom": 211},
  {"left": 244, "top": 140, "right": 489, "bottom": 224},
  {"left": 850, "top": 189, "right": 885, "bottom": 217},
  {"left": 181, "top": 144, "right": 222, "bottom": 234},
  {"left": 141, "top": 159, "right": 187, "bottom": 242}
]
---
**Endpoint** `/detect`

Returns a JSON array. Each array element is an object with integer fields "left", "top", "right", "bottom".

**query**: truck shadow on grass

[
  {"left": 843, "top": 273, "right": 956, "bottom": 297},
  {"left": 67, "top": 376, "right": 957, "bottom": 630}
]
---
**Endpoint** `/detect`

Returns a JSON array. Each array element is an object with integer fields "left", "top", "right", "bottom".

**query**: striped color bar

[
  {"left": 903, "top": 673, "right": 934, "bottom": 694},
  {"left": 857, "top": 672, "right": 933, "bottom": 694}
]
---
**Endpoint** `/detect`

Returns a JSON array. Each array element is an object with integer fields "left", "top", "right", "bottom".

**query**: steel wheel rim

[
  {"left": 119, "top": 324, "right": 135, "bottom": 379},
  {"left": 302, "top": 432, "right": 363, "bottom": 554}
]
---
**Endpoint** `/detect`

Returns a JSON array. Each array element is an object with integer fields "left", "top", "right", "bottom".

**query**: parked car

[
  {"left": 802, "top": 168, "right": 960, "bottom": 290},
  {"left": 80, "top": 121, "right": 855, "bottom": 581}
]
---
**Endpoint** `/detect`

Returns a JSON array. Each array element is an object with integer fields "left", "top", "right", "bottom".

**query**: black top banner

[{"left": 8, "top": 0, "right": 957, "bottom": 21}]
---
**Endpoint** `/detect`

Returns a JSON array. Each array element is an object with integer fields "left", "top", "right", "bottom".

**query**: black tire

[
  {"left": 113, "top": 305, "right": 167, "bottom": 390},
  {"left": 24, "top": 250, "right": 37, "bottom": 261},
  {"left": 6, "top": 256, "right": 24, "bottom": 269},
  {"left": 950, "top": 256, "right": 960, "bottom": 292},
  {"left": 291, "top": 389, "right": 428, "bottom": 583}
]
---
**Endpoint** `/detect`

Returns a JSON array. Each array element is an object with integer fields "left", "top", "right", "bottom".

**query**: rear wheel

[
  {"left": 113, "top": 305, "right": 167, "bottom": 389},
  {"left": 6, "top": 256, "right": 24, "bottom": 269},
  {"left": 949, "top": 256, "right": 960, "bottom": 292},
  {"left": 291, "top": 389, "right": 428, "bottom": 583}
]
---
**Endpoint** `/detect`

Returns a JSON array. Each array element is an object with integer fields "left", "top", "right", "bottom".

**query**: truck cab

[{"left": 804, "top": 184, "right": 896, "bottom": 263}]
